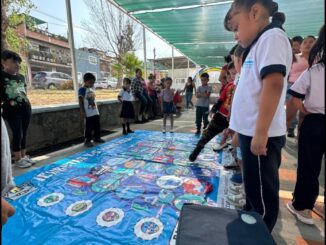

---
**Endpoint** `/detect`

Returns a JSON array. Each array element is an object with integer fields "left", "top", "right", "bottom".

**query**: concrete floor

[{"left": 13, "top": 108, "right": 325, "bottom": 245}]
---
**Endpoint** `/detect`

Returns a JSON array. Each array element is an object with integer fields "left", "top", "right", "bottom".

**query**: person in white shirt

[
  {"left": 286, "top": 25, "right": 325, "bottom": 225},
  {"left": 118, "top": 78, "right": 135, "bottom": 135},
  {"left": 224, "top": 0, "right": 292, "bottom": 232}
]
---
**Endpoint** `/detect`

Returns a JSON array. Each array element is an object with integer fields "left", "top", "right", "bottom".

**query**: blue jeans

[
  {"left": 185, "top": 92, "right": 194, "bottom": 108},
  {"left": 135, "top": 93, "right": 148, "bottom": 115},
  {"left": 286, "top": 82, "right": 298, "bottom": 130},
  {"left": 239, "top": 134, "right": 286, "bottom": 232}
]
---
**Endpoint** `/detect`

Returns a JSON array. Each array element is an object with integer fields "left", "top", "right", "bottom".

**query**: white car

[{"left": 95, "top": 77, "right": 118, "bottom": 89}]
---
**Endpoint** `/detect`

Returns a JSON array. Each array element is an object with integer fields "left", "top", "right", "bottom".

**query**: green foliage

[{"left": 112, "top": 52, "right": 143, "bottom": 79}]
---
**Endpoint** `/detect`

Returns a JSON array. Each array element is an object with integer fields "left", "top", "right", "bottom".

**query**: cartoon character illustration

[{"left": 86, "top": 90, "right": 96, "bottom": 109}]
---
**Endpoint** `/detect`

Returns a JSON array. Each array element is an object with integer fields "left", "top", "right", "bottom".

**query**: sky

[{"left": 29, "top": 0, "right": 182, "bottom": 61}]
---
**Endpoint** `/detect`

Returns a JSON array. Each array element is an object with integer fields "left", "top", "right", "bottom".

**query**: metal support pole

[
  {"left": 172, "top": 46, "right": 174, "bottom": 81},
  {"left": 153, "top": 48, "right": 156, "bottom": 75},
  {"left": 143, "top": 26, "right": 147, "bottom": 79},
  {"left": 65, "top": 0, "right": 78, "bottom": 101},
  {"left": 187, "top": 58, "right": 190, "bottom": 78}
]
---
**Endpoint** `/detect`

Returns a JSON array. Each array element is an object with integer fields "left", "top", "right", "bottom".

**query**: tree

[
  {"left": 81, "top": 0, "right": 142, "bottom": 86},
  {"left": 112, "top": 52, "right": 143, "bottom": 80},
  {"left": 1, "top": 0, "right": 35, "bottom": 75}
]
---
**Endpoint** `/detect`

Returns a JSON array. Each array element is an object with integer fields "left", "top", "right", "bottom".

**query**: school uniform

[
  {"left": 230, "top": 24, "right": 292, "bottom": 231},
  {"left": 288, "top": 63, "right": 325, "bottom": 211},
  {"left": 119, "top": 89, "right": 135, "bottom": 119},
  {"left": 195, "top": 85, "right": 212, "bottom": 131}
]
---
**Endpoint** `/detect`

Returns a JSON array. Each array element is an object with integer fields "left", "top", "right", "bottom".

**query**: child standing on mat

[
  {"left": 78, "top": 73, "right": 105, "bottom": 147},
  {"left": 224, "top": 0, "right": 292, "bottom": 232},
  {"left": 195, "top": 73, "right": 212, "bottom": 135},
  {"left": 160, "top": 77, "right": 175, "bottom": 133},
  {"left": 118, "top": 78, "right": 135, "bottom": 135}
]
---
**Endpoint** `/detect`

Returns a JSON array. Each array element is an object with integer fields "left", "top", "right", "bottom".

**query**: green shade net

[{"left": 114, "top": 0, "right": 325, "bottom": 67}]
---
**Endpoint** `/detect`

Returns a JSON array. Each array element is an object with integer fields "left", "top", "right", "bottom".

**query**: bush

[{"left": 59, "top": 80, "right": 74, "bottom": 90}]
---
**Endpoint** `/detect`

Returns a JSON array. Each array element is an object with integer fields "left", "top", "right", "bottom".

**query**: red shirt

[{"left": 219, "top": 81, "right": 235, "bottom": 117}]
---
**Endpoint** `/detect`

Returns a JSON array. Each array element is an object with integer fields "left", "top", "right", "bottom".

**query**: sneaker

[
  {"left": 229, "top": 183, "right": 244, "bottom": 194},
  {"left": 127, "top": 129, "right": 134, "bottom": 133},
  {"left": 230, "top": 172, "right": 243, "bottom": 185},
  {"left": 144, "top": 114, "right": 149, "bottom": 120},
  {"left": 123, "top": 130, "right": 128, "bottom": 135},
  {"left": 189, "top": 146, "right": 203, "bottom": 162},
  {"left": 227, "top": 193, "right": 246, "bottom": 208},
  {"left": 138, "top": 115, "right": 143, "bottom": 121},
  {"left": 84, "top": 141, "right": 94, "bottom": 147},
  {"left": 162, "top": 127, "right": 166, "bottom": 133},
  {"left": 15, "top": 159, "right": 32, "bottom": 168},
  {"left": 213, "top": 142, "right": 228, "bottom": 152},
  {"left": 170, "top": 127, "right": 174, "bottom": 133},
  {"left": 195, "top": 130, "right": 201, "bottom": 135},
  {"left": 94, "top": 138, "right": 105, "bottom": 143},
  {"left": 313, "top": 203, "right": 325, "bottom": 219},
  {"left": 286, "top": 202, "right": 314, "bottom": 225},
  {"left": 287, "top": 128, "right": 295, "bottom": 138},
  {"left": 23, "top": 156, "right": 36, "bottom": 165}
]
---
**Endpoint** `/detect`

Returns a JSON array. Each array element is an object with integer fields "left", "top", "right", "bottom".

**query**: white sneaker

[
  {"left": 15, "top": 159, "right": 32, "bottom": 168},
  {"left": 138, "top": 115, "right": 143, "bottom": 121},
  {"left": 144, "top": 114, "right": 149, "bottom": 120},
  {"left": 286, "top": 202, "right": 314, "bottom": 225},
  {"left": 23, "top": 156, "right": 36, "bottom": 165}
]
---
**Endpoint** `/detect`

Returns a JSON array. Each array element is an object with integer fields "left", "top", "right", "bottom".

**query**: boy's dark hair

[
  {"left": 224, "top": 0, "right": 286, "bottom": 31},
  {"left": 224, "top": 54, "right": 232, "bottom": 63},
  {"left": 227, "top": 61, "right": 235, "bottom": 71},
  {"left": 292, "top": 36, "right": 304, "bottom": 44},
  {"left": 200, "top": 73, "right": 209, "bottom": 79},
  {"left": 305, "top": 35, "right": 317, "bottom": 41},
  {"left": 83, "top": 73, "right": 96, "bottom": 82},
  {"left": 308, "top": 25, "right": 324, "bottom": 68},
  {"left": 188, "top": 76, "right": 193, "bottom": 81},
  {"left": 123, "top": 77, "right": 131, "bottom": 84},
  {"left": 148, "top": 73, "right": 156, "bottom": 80},
  {"left": 1, "top": 50, "right": 22, "bottom": 62},
  {"left": 160, "top": 78, "right": 166, "bottom": 83},
  {"left": 234, "top": 45, "right": 246, "bottom": 58},
  {"left": 229, "top": 45, "right": 238, "bottom": 56},
  {"left": 165, "top": 77, "right": 172, "bottom": 82},
  {"left": 135, "top": 68, "right": 142, "bottom": 74}
]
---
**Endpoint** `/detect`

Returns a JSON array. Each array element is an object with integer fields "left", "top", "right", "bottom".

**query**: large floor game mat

[{"left": 2, "top": 130, "right": 235, "bottom": 245}]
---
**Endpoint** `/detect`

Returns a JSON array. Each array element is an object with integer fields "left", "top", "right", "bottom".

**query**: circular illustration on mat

[
  {"left": 166, "top": 165, "right": 190, "bottom": 176},
  {"left": 65, "top": 200, "right": 92, "bottom": 216},
  {"left": 183, "top": 178, "right": 205, "bottom": 195},
  {"left": 124, "top": 160, "right": 146, "bottom": 169},
  {"left": 174, "top": 194, "right": 206, "bottom": 211},
  {"left": 91, "top": 179, "right": 120, "bottom": 193},
  {"left": 156, "top": 176, "right": 183, "bottom": 189},
  {"left": 37, "top": 193, "right": 64, "bottom": 207},
  {"left": 144, "top": 162, "right": 165, "bottom": 173},
  {"left": 134, "top": 217, "right": 164, "bottom": 240},
  {"left": 96, "top": 208, "right": 124, "bottom": 227},
  {"left": 158, "top": 189, "right": 175, "bottom": 204}
]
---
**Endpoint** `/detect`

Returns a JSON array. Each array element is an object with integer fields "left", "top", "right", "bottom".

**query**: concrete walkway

[{"left": 13, "top": 108, "right": 325, "bottom": 245}]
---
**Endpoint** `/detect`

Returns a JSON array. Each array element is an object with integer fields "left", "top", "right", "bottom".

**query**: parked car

[
  {"left": 94, "top": 77, "right": 118, "bottom": 89},
  {"left": 32, "top": 71, "right": 73, "bottom": 89}
]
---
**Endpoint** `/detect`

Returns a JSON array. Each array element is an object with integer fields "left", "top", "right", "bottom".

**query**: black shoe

[
  {"left": 127, "top": 129, "right": 134, "bottom": 133},
  {"left": 189, "top": 147, "right": 202, "bottom": 162},
  {"left": 94, "top": 138, "right": 105, "bottom": 143},
  {"left": 123, "top": 130, "right": 128, "bottom": 135},
  {"left": 195, "top": 130, "right": 201, "bottom": 135},
  {"left": 84, "top": 141, "right": 94, "bottom": 147},
  {"left": 287, "top": 129, "right": 295, "bottom": 138}
]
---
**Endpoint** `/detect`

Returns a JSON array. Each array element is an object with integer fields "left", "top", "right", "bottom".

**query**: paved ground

[{"left": 13, "top": 108, "right": 325, "bottom": 245}]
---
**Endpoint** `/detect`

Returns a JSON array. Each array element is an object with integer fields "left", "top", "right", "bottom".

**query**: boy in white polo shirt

[{"left": 225, "top": 0, "right": 292, "bottom": 232}]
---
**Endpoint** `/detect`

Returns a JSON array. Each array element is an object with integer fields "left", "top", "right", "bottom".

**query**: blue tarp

[{"left": 2, "top": 130, "right": 226, "bottom": 244}]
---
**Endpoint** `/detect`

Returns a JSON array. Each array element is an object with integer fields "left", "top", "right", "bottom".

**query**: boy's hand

[
  {"left": 2, "top": 197, "right": 15, "bottom": 225},
  {"left": 251, "top": 133, "right": 268, "bottom": 156}
]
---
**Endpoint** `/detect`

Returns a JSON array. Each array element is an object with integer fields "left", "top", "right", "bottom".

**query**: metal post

[
  {"left": 143, "top": 26, "right": 147, "bottom": 79},
  {"left": 153, "top": 48, "right": 156, "bottom": 75},
  {"left": 187, "top": 58, "right": 190, "bottom": 78},
  {"left": 172, "top": 46, "right": 174, "bottom": 81},
  {"left": 65, "top": 0, "right": 78, "bottom": 101}
]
